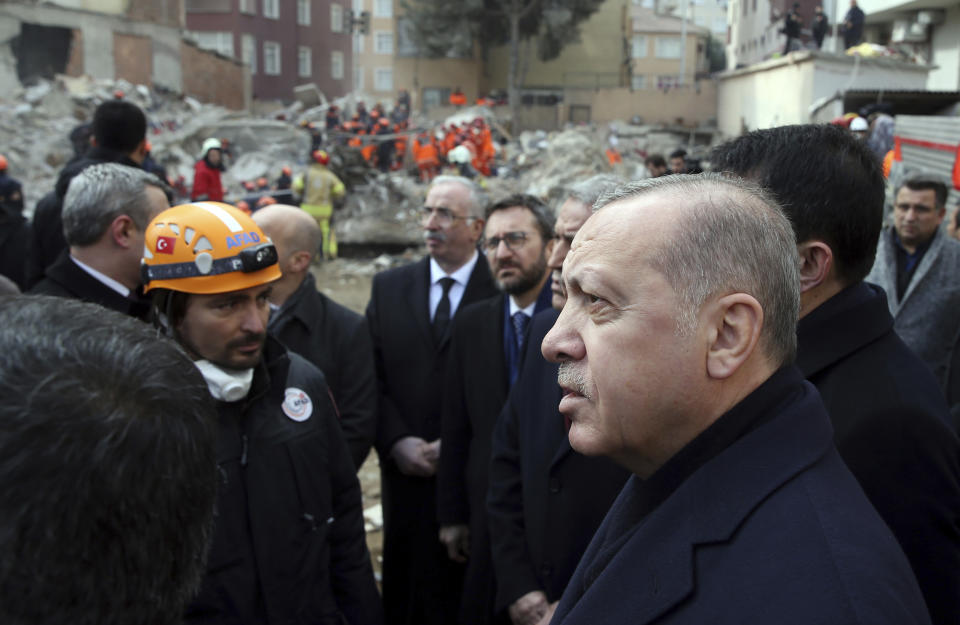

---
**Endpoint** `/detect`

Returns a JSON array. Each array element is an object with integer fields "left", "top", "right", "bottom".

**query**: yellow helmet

[{"left": 141, "top": 202, "right": 281, "bottom": 294}]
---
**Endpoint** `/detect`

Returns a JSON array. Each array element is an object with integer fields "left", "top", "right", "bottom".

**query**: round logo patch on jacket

[{"left": 282, "top": 387, "right": 313, "bottom": 422}]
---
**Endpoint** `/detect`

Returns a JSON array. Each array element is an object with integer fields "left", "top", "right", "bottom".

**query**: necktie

[
  {"left": 433, "top": 277, "right": 456, "bottom": 344},
  {"left": 512, "top": 311, "right": 530, "bottom": 352}
]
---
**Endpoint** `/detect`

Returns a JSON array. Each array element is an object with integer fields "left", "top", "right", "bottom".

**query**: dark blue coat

[{"left": 552, "top": 369, "right": 931, "bottom": 625}]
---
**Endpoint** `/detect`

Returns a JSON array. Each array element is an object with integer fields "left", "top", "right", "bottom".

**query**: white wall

[
  {"left": 928, "top": 5, "right": 960, "bottom": 90},
  {"left": 717, "top": 52, "right": 930, "bottom": 136}
]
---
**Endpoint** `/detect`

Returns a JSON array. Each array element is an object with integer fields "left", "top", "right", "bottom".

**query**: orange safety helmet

[
  {"left": 282, "top": 165, "right": 292, "bottom": 176},
  {"left": 0, "top": 154, "right": 7, "bottom": 170},
  {"left": 312, "top": 149, "right": 330, "bottom": 165},
  {"left": 141, "top": 202, "right": 280, "bottom": 295}
]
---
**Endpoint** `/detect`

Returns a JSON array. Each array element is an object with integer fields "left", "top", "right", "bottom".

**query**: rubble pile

[{"left": 1, "top": 74, "right": 718, "bottom": 252}]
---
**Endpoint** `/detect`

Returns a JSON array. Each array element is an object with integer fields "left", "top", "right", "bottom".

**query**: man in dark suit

[
  {"left": 30, "top": 162, "right": 169, "bottom": 320},
  {"left": 367, "top": 175, "right": 498, "bottom": 625},
  {"left": 254, "top": 204, "right": 377, "bottom": 470},
  {"left": 545, "top": 174, "right": 931, "bottom": 625},
  {"left": 711, "top": 124, "right": 960, "bottom": 625},
  {"left": 438, "top": 194, "right": 555, "bottom": 625},
  {"left": 487, "top": 175, "right": 628, "bottom": 625},
  {"left": 28, "top": 99, "right": 149, "bottom": 288}
]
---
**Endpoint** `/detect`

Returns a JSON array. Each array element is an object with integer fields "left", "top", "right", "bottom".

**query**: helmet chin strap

[{"left": 193, "top": 360, "right": 254, "bottom": 402}]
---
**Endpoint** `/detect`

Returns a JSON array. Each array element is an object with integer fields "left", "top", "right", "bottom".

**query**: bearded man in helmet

[
  {"left": 293, "top": 149, "right": 345, "bottom": 260},
  {"left": 142, "top": 201, "right": 383, "bottom": 625}
]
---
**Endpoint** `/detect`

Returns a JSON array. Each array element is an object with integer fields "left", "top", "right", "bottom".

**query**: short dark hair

[
  {"left": 484, "top": 193, "right": 554, "bottom": 242},
  {"left": 0, "top": 295, "right": 218, "bottom": 625},
  {"left": 669, "top": 149, "right": 687, "bottom": 160},
  {"left": 710, "top": 124, "right": 884, "bottom": 285},
  {"left": 645, "top": 154, "right": 667, "bottom": 169},
  {"left": 92, "top": 100, "right": 147, "bottom": 154},
  {"left": 899, "top": 174, "right": 948, "bottom": 209}
]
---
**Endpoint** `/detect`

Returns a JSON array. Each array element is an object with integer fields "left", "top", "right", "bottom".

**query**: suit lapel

[
  {"left": 900, "top": 229, "right": 944, "bottom": 310},
  {"left": 405, "top": 258, "right": 433, "bottom": 346}
]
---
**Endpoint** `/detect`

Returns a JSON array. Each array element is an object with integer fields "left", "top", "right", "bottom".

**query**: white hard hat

[
  {"left": 201, "top": 138, "right": 222, "bottom": 156},
  {"left": 850, "top": 117, "right": 869, "bottom": 132}
]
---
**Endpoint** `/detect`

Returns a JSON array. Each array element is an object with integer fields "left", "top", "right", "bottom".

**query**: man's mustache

[{"left": 557, "top": 362, "right": 591, "bottom": 399}]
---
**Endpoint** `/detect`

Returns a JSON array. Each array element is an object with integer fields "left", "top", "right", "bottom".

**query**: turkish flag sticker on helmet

[{"left": 156, "top": 236, "right": 176, "bottom": 254}]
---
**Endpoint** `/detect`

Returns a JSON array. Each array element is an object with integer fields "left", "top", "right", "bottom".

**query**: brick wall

[
  {"left": 114, "top": 33, "right": 153, "bottom": 86},
  {"left": 65, "top": 29, "right": 84, "bottom": 77},
  {"left": 181, "top": 40, "right": 248, "bottom": 110}
]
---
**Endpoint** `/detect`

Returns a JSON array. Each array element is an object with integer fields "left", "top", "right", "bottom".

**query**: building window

[
  {"left": 631, "top": 74, "right": 646, "bottom": 90},
  {"left": 373, "top": 0, "right": 392, "bottom": 17},
  {"left": 374, "top": 67, "right": 393, "bottom": 91},
  {"left": 354, "top": 65, "right": 364, "bottom": 89},
  {"left": 263, "top": 0, "right": 279, "bottom": 19},
  {"left": 193, "top": 31, "right": 234, "bottom": 58},
  {"left": 331, "top": 51, "right": 345, "bottom": 79},
  {"left": 240, "top": 0, "right": 255, "bottom": 14},
  {"left": 353, "top": 34, "right": 365, "bottom": 53},
  {"left": 242, "top": 33, "right": 257, "bottom": 74},
  {"left": 374, "top": 31, "right": 393, "bottom": 54},
  {"left": 263, "top": 41, "right": 281, "bottom": 74},
  {"left": 298, "top": 46, "right": 312, "bottom": 77},
  {"left": 297, "top": 0, "right": 311, "bottom": 25},
  {"left": 331, "top": 4, "right": 344, "bottom": 32},
  {"left": 631, "top": 35, "right": 647, "bottom": 58},
  {"left": 655, "top": 36, "right": 682, "bottom": 59}
]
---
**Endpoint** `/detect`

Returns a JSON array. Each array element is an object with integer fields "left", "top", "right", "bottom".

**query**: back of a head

[
  {"left": 710, "top": 124, "right": 884, "bottom": 285},
  {"left": 92, "top": 100, "right": 147, "bottom": 154},
  {"left": 644, "top": 154, "right": 667, "bottom": 169},
  {"left": 62, "top": 162, "right": 167, "bottom": 247},
  {"left": 596, "top": 174, "right": 800, "bottom": 367},
  {"left": 0, "top": 295, "right": 217, "bottom": 625}
]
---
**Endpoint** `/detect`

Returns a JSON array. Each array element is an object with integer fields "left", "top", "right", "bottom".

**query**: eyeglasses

[
  {"left": 483, "top": 231, "right": 531, "bottom": 254},
  {"left": 421, "top": 206, "right": 475, "bottom": 226}
]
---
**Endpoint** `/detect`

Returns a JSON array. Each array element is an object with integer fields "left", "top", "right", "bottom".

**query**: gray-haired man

[{"left": 30, "top": 162, "right": 169, "bottom": 319}]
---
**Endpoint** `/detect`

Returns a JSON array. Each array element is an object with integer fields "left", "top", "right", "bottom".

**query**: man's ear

[
  {"left": 469, "top": 217, "right": 485, "bottom": 243},
  {"left": 704, "top": 293, "right": 764, "bottom": 380},
  {"left": 287, "top": 250, "right": 313, "bottom": 273},
  {"left": 130, "top": 138, "right": 148, "bottom": 164},
  {"left": 110, "top": 215, "right": 137, "bottom": 249},
  {"left": 797, "top": 240, "right": 833, "bottom": 294}
]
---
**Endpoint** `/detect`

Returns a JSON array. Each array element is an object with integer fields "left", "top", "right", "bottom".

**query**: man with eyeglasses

[
  {"left": 487, "top": 175, "right": 630, "bottom": 625},
  {"left": 367, "top": 175, "right": 498, "bottom": 625},
  {"left": 438, "top": 194, "right": 555, "bottom": 625}
]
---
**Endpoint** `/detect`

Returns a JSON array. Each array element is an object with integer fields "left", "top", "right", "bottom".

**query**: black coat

[
  {"left": 0, "top": 209, "right": 30, "bottom": 290},
  {"left": 269, "top": 273, "right": 377, "bottom": 470},
  {"left": 28, "top": 252, "right": 150, "bottom": 320},
  {"left": 487, "top": 309, "right": 630, "bottom": 613},
  {"left": 797, "top": 282, "right": 960, "bottom": 625},
  {"left": 366, "top": 254, "right": 497, "bottom": 625},
  {"left": 27, "top": 147, "right": 141, "bottom": 288},
  {"left": 185, "top": 338, "right": 383, "bottom": 625}
]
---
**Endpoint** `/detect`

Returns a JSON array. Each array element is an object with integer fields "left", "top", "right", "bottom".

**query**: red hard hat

[
  {"left": 282, "top": 165, "right": 292, "bottom": 176},
  {"left": 0, "top": 154, "right": 7, "bottom": 170},
  {"left": 313, "top": 150, "right": 330, "bottom": 165}
]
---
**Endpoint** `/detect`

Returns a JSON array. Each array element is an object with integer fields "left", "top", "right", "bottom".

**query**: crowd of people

[{"left": 1, "top": 92, "right": 959, "bottom": 625}]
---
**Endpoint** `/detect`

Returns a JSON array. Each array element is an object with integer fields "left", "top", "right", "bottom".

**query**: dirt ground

[{"left": 309, "top": 257, "right": 384, "bottom": 580}]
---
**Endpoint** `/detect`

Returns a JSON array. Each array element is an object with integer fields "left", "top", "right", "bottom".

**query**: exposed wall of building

[
  {"left": 114, "top": 33, "right": 153, "bottom": 86},
  {"left": 0, "top": 2, "right": 184, "bottom": 90},
  {"left": 717, "top": 51, "right": 929, "bottom": 136},
  {"left": 928, "top": 5, "right": 960, "bottom": 91},
  {"left": 181, "top": 39, "right": 249, "bottom": 110},
  {"left": 394, "top": 56, "right": 482, "bottom": 109}
]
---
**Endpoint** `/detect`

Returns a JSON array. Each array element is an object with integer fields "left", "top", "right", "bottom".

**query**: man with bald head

[
  {"left": 545, "top": 175, "right": 930, "bottom": 625},
  {"left": 253, "top": 204, "right": 376, "bottom": 469}
]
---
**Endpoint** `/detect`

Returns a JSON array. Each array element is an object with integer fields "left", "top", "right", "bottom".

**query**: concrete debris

[
  {"left": 1, "top": 73, "right": 719, "bottom": 255},
  {"left": 363, "top": 503, "right": 383, "bottom": 533}
]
